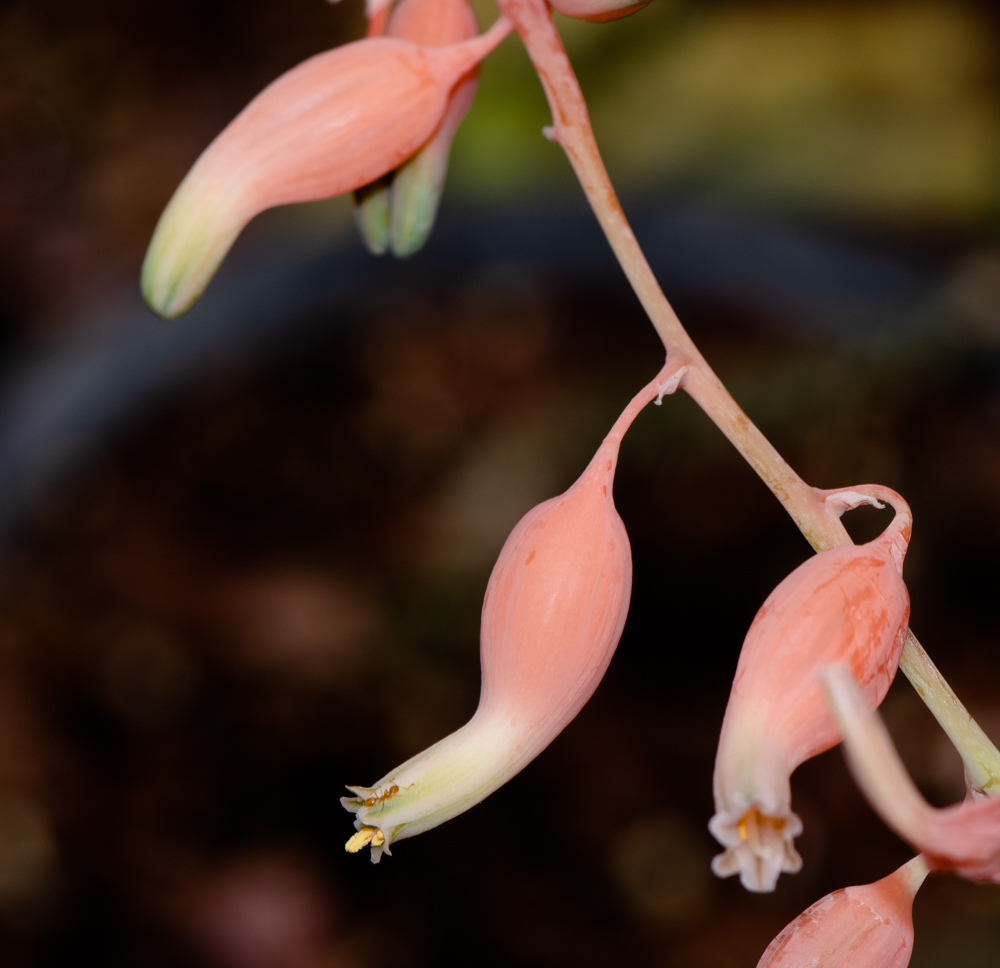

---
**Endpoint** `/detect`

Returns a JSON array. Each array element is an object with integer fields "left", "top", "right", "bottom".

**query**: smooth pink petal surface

[
  {"left": 758, "top": 856, "right": 926, "bottom": 968},
  {"left": 389, "top": 0, "right": 479, "bottom": 42},
  {"left": 711, "top": 487, "right": 912, "bottom": 891}
]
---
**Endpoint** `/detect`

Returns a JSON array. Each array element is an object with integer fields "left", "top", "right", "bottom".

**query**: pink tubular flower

[
  {"left": 141, "top": 18, "right": 511, "bottom": 318},
  {"left": 710, "top": 487, "right": 912, "bottom": 892},
  {"left": 354, "top": 0, "right": 481, "bottom": 257},
  {"left": 822, "top": 664, "right": 1000, "bottom": 882},
  {"left": 341, "top": 358, "right": 690, "bottom": 862},
  {"left": 757, "top": 856, "right": 927, "bottom": 968}
]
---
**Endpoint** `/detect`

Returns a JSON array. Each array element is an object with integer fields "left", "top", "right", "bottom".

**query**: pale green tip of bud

[
  {"left": 389, "top": 134, "right": 449, "bottom": 258},
  {"left": 141, "top": 180, "right": 242, "bottom": 319},
  {"left": 352, "top": 176, "right": 393, "bottom": 256}
]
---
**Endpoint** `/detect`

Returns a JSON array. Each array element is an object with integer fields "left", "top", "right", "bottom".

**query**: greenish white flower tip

[{"left": 141, "top": 171, "right": 245, "bottom": 319}]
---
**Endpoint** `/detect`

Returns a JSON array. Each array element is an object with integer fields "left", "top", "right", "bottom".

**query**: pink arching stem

[{"left": 495, "top": 0, "right": 1000, "bottom": 791}]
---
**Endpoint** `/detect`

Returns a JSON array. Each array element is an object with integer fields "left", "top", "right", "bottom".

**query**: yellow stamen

[
  {"left": 345, "top": 826, "right": 386, "bottom": 853},
  {"left": 737, "top": 807, "right": 785, "bottom": 848}
]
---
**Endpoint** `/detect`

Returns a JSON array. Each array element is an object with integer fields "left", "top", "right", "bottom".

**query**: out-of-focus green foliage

[{"left": 453, "top": 1, "right": 1000, "bottom": 222}]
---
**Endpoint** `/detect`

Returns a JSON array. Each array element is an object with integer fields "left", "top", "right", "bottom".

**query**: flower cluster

[{"left": 142, "top": 0, "right": 1000, "bottom": 962}]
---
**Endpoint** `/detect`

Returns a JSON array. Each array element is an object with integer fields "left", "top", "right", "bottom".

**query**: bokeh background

[{"left": 2, "top": 0, "right": 1000, "bottom": 965}]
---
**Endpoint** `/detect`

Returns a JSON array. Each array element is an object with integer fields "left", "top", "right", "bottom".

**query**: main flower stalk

[{"left": 496, "top": 0, "right": 1000, "bottom": 791}]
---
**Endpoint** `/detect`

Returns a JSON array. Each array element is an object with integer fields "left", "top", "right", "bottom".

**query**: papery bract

[
  {"left": 823, "top": 664, "right": 1000, "bottom": 883},
  {"left": 141, "top": 19, "right": 510, "bottom": 318},
  {"left": 757, "top": 856, "right": 927, "bottom": 968},
  {"left": 341, "top": 358, "right": 688, "bottom": 861},
  {"left": 710, "top": 487, "right": 912, "bottom": 892},
  {"left": 353, "top": 0, "right": 481, "bottom": 257}
]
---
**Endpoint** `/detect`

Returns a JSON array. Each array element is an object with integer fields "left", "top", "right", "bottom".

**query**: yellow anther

[{"left": 345, "top": 826, "right": 386, "bottom": 853}]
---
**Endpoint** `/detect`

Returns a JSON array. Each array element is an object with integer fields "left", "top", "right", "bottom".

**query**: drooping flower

[
  {"left": 353, "top": 0, "right": 481, "bottom": 257},
  {"left": 710, "top": 487, "right": 912, "bottom": 892},
  {"left": 342, "top": 357, "right": 690, "bottom": 861},
  {"left": 822, "top": 664, "right": 1000, "bottom": 883},
  {"left": 141, "top": 18, "right": 511, "bottom": 318},
  {"left": 757, "top": 855, "right": 927, "bottom": 968}
]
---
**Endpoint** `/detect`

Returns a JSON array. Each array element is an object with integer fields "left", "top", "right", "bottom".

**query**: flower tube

[
  {"left": 822, "top": 665, "right": 1000, "bottom": 883},
  {"left": 710, "top": 487, "right": 912, "bottom": 892},
  {"left": 342, "top": 357, "right": 690, "bottom": 862},
  {"left": 757, "top": 856, "right": 927, "bottom": 968},
  {"left": 353, "top": 0, "right": 481, "bottom": 257},
  {"left": 141, "top": 18, "right": 511, "bottom": 318}
]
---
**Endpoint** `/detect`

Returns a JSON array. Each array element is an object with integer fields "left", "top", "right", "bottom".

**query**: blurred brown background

[{"left": 1, "top": 0, "right": 1000, "bottom": 965}]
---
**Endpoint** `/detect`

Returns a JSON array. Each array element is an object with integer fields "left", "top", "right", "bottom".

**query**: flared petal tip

[{"left": 709, "top": 806, "right": 803, "bottom": 892}]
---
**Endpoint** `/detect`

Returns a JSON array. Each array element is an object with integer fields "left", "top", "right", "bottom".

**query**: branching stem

[{"left": 496, "top": 0, "right": 1000, "bottom": 791}]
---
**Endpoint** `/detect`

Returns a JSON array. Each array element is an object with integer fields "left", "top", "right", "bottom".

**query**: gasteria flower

[
  {"left": 710, "top": 486, "right": 912, "bottom": 892},
  {"left": 353, "top": 0, "right": 481, "bottom": 257},
  {"left": 141, "top": 18, "right": 511, "bottom": 318},
  {"left": 342, "top": 357, "right": 690, "bottom": 861},
  {"left": 757, "top": 855, "right": 927, "bottom": 968},
  {"left": 822, "top": 665, "right": 1000, "bottom": 883}
]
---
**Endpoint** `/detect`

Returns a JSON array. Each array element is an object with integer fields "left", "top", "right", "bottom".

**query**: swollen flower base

[
  {"left": 342, "top": 358, "right": 689, "bottom": 861},
  {"left": 710, "top": 487, "right": 912, "bottom": 891},
  {"left": 757, "top": 856, "right": 927, "bottom": 968}
]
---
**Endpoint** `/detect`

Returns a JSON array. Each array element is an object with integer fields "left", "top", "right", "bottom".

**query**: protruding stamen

[{"left": 345, "top": 826, "right": 386, "bottom": 853}]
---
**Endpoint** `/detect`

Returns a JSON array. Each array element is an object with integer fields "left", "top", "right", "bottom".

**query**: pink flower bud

[
  {"left": 710, "top": 487, "right": 912, "bottom": 892},
  {"left": 823, "top": 664, "right": 1000, "bottom": 883},
  {"left": 341, "top": 358, "right": 690, "bottom": 861},
  {"left": 757, "top": 856, "right": 927, "bottom": 968},
  {"left": 353, "top": 0, "right": 481, "bottom": 257},
  {"left": 141, "top": 19, "right": 510, "bottom": 318}
]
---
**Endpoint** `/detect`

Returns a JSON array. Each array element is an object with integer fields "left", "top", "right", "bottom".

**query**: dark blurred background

[{"left": 1, "top": 0, "right": 1000, "bottom": 965}]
